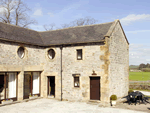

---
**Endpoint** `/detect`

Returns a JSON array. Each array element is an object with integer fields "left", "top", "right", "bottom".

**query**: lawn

[
  {"left": 129, "top": 72, "right": 150, "bottom": 81},
  {"left": 130, "top": 88, "right": 150, "bottom": 92}
]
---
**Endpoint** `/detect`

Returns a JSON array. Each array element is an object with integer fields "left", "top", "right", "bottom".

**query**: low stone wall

[{"left": 129, "top": 85, "right": 150, "bottom": 90}]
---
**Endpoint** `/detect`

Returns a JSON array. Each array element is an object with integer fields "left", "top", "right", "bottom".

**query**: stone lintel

[
  {"left": 24, "top": 65, "right": 43, "bottom": 71},
  {"left": 44, "top": 72, "right": 58, "bottom": 76},
  {"left": 0, "top": 65, "right": 43, "bottom": 72}
]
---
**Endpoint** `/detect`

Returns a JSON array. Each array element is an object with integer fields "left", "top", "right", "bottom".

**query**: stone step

[
  {"left": 87, "top": 100, "right": 100, "bottom": 105},
  {"left": 47, "top": 95, "right": 55, "bottom": 99}
]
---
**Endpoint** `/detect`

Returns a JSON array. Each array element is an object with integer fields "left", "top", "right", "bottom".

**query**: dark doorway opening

[
  {"left": 0, "top": 75, "right": 4, "bottom": 104},
  {"left": 90, "top": 77, "right": 100, "bottom": 100},
  {"left": 48, "top": 76, "right": 55, "bottom": 97},
  {"left": 0, "top": 73, "right": 18, "bottom": 103}
]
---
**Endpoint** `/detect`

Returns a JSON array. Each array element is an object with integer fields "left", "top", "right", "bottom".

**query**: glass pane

[
  {"left": 33, "top": 72, "right": 39, "bottom": 94},
  {"left": 8, "top": 73, "right": 16, "bottom": 98}
]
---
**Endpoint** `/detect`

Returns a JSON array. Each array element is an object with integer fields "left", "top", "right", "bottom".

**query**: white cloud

[
  {"left": 33, "top": 3, "right": 43, "bottom": 16},
  {"left": 33, "top": 8, "right": 43, "bottom": 16},
  {"left": 120, "top": 14, "right": 150, "bottom": 25},
  {"left": 30, "top": 25, "right": 44, "bottom": 31},
  {"left": 126, "top": 30, "right": 150, "bottom": 34},
  {"left": 129, "top": 43, "right": 150, "bottom": 65},
  {"left": 56, "top": 0, "right": 89, "bottom": 17},
  {"left": 0, "top": 7, "right": 5, "bottom": 14},
  {"left": 47, "top": 12, "right": 54, "bottom": 17}
]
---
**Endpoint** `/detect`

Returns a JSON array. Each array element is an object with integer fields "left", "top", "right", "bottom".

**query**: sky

[{"left": 1, "top": 0, "right": 150, "bottom": 65}]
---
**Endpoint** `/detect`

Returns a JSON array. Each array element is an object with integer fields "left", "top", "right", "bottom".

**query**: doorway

[
  {"left": 90, "top": 77, "right": 100, "bottom": 100},
  {"left": 23, "top": 72, "right": 40, "bottom": 99},
  {"left": 23, "top": 73, "right": 31, "bottom": 99},
  {"left": 0, "top": 73, "right": 18, "bottom": 103},
  {"left": 0, "top": 75, "right": 4, "bottom": 103},
  {"left": 48, "top": 76, "right": 55, "bottom": 97}
]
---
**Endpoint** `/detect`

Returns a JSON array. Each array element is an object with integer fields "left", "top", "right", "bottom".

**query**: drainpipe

[{"left": 60, "top": 45, "right": 63, "bottom": 101}]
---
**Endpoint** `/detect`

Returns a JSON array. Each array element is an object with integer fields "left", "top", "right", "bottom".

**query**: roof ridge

[{"left": 38, "top": 21, "right": 115, "bottom": 33}]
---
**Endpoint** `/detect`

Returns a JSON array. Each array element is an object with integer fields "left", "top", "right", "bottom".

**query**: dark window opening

[
  {"left": 17, "top": 47, "right": 25, "bottom": 59},
  {"left": 48, "top": 49, "right": 55, "bottom": 59},
  {"left": 77, "top": 49, "right": 82, "bottom": 60},
  {"left": 74, "top": 76, "right": 80, "bottom": 87}
]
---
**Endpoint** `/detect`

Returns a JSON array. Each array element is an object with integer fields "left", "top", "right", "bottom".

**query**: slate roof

[
  {"left": 39, "top": 22, "right": 113, "bottom": 46},
  {"left": 0, "top": 21, "right": 114, "bottom": 46},
  {"left": 0, "top": 22, "right": 43, "bottom": 46}
]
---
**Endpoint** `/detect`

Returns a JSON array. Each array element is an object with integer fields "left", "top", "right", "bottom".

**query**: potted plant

[
  {"left": 128, "top": 89, "right": 134, "bottom": 94},
  {"left": 29, "top": 93, "right": 38, "bottom": 99},
  {"left": 110, "top": 95, "right": 117, "bottom": 106},
  {"left": 2, "top": 99, "right": 13, "bottom": 105}
]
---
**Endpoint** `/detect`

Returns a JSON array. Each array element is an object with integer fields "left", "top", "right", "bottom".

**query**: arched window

[
  {"left": 48, "top": 49, "right": 55, "bottom": 59},
  {"left": 17, "top": 47, "right": 25, "bottom": 59}
]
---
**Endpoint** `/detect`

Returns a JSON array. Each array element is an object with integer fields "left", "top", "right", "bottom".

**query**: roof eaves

[
  {"left": 43, "top": 40, "right": 105, "bottom": 47},
  {"left": 0, "top": 37, "right": 45, "bottom": 47}
]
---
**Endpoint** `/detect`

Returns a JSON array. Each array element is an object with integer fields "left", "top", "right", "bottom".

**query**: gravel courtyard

[{"left": 0, "top": 98, "right": 147, "bottom": 113}]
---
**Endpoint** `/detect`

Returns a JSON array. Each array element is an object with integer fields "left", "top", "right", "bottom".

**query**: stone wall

[
  {"left": 58, "top": 43, "right": 105, "bottom": 101},
  {"left": 0, "top": 40, "right": 46, "bottom": 100},
  {"left": 109, "top": 21, "right": 129, "bottom": 98}
]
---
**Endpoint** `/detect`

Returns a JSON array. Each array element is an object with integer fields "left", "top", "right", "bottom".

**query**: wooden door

[
  {"left": 90, "top": 77, "right": 100, "bottom": 100},
  {"left": 23, "top": 74, "right": 31, "bottom": 99}
]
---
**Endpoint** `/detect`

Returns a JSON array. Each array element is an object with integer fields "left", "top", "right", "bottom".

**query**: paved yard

[{"left": 0, "top": 98, "right": 147, "bottom": 113}]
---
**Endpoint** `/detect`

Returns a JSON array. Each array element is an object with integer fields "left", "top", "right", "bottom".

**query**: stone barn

[{"left": 0, "top": 19, "right": 129, "bottom": 105}]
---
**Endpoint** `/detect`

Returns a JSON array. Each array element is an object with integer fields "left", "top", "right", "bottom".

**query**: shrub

[
  {"left": 110, "top": 95, "right": 117, "bottom": 100},
  {"left": 142, "top": 68, "right": 150, "bottom": 72},
  {"left": 128, "top": 89, "right": 134, "bottom": 94}
]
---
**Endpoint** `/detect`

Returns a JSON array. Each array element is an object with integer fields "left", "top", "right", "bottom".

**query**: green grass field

[
  {"left": 130, "top": 89, "right": 150, "bottom": 92},
  {"left": 129, "top": 72, "right": 150, "bottom": 81}
]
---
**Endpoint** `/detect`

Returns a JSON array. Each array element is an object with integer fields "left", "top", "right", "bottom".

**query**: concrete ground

[{"left": 0, "top": 98, "right": 147, "bottom": 113}]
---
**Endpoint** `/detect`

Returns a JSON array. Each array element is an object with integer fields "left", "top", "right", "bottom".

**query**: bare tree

[
  {"left": 43, "top": 23, "right": 55, "bottom": 31},
  {"left": 43, "top": 16, "right": 98, "bottom": 30},
  {"left": 61, "top": 16, "right": 98, "bottom": 28},
  {"left": 0, "top": 0, "right": 37, "bottom": 28}
]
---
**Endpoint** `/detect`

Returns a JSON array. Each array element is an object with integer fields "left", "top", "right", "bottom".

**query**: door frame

[{"left": 89, "top": 76, "right": 100, "bottom": 100}]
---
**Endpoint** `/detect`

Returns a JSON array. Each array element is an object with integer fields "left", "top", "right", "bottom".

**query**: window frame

[{"left": 76, "top": 49, "right": 82, "bottom": 60}]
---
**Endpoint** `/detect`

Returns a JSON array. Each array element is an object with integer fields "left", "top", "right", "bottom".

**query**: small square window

[
  {"left": 74, "top": 77, "right": 80, "bottom": 87},
  {"left": 77, "top": 49, "right": 82, "bottom": 60}
]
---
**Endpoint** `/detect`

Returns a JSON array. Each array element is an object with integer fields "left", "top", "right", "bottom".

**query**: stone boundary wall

[{"left": 129, "top": 85, "right": 150, "bottom": 90}]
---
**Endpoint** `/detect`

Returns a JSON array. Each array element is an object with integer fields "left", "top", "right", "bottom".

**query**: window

[
  {"left": 74, "top": 76, "right": 80, "bottom": 87},
  {"left": 77, "top": 49, "right": 82, "bottom": 60},
  {"left": 48, "top": 49, "right": 55, "bottom": 59},
  {"left": 17, "top": 47, "right": 25, "bottom": 59}
]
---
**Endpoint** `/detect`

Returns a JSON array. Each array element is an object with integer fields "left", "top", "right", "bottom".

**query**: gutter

[{"left": 60, "top": 45, "right": 63, "bottom": 101}]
